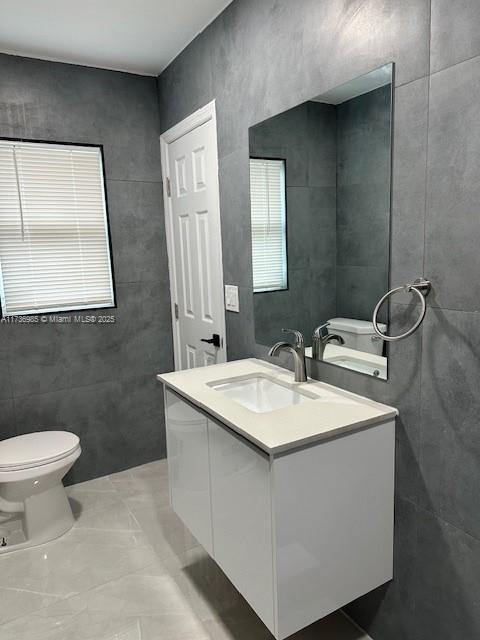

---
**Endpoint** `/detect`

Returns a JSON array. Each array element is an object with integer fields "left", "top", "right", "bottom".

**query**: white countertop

[{"left": 157, "top": 359, "right": 398, "bottom": 455}]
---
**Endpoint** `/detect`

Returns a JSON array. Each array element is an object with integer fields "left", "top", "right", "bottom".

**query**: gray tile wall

[
  {"left": 0, "top": 54, "right": 173, "bottom": 483},
  {"left": 249, "top": 101, "right": 337, "bottom": 346},
  {"left": 336, "top": 85, "right": 391, "bottom": 321},
  {"left": 158, "top": 1, "right": 480, "bottom": 637}
]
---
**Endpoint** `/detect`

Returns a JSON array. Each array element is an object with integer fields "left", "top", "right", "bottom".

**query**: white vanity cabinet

[
  {"left": 165, "top": 389, "right": 213, "bottom": 554},
  {"left": 164, "top": 386, "right": 395, "bottom": 640},
  {"left": 208, "top": 418, "right": 275, "bottom": 631}
]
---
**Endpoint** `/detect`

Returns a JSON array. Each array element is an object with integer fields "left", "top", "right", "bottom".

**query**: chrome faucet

[
  {"left": 268, "top": 328, "right": 307, "bottom": 383},
  {"left": 312, "top": 322, "right": 345, "bottom": 360}
]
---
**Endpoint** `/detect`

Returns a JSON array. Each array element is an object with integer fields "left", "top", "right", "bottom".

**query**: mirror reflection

[{"left": 249, "top": 64, "right": 393, "bottom": 379}]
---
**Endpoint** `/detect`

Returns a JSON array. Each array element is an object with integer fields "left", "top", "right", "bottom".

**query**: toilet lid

[{"left": 0, "top": 431, "right": 80, "bottom": 470}]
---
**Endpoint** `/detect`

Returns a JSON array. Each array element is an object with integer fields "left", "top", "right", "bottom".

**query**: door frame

[{"left": 160, "top": 100, "right": 227, "bottom": 370}]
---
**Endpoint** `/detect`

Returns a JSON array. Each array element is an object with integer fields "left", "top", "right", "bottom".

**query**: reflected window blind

[
  {"left": 250, "top": 158, "right": 287, "bottom": 292},
  {"left": 0, "top": 141, "right": 115, "bottom": 316}
]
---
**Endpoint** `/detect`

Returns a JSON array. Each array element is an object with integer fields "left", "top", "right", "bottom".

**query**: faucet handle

[
  {"left": 282, "top": 328, "right": 304, "bottom": 348},
  {"left": 313, "top": 322, "right": 330, "bottom": 339}
]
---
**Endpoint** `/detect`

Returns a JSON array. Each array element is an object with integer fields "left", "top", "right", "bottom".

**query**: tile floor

[{"left": 0, "top": 459, "right": 371, "bottom": 639}]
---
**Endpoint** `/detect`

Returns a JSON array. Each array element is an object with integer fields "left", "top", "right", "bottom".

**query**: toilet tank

[{"left": 327, "top": 317, "right": 386, "bottom": 356}]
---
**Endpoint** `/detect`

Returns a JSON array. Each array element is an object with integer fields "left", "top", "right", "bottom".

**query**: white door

[{"left": 161, "top": 102, "right": 226, "bottom": 370}]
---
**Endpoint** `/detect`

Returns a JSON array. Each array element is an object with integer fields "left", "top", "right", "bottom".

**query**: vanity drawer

[
  {"left": 208, "top": 418, "right": 275, "bottom": 634},
  {"left": 164, "top": 389, "right": 213, "bottom": 554}
]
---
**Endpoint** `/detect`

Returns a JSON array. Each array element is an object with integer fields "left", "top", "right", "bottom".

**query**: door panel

[{"left": 166, "top": 116, "right": 226, "bottom": 370}]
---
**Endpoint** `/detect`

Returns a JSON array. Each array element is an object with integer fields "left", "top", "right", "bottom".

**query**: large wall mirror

[{"left": 249, "top": 64, "right": 393, "bottom": 379}]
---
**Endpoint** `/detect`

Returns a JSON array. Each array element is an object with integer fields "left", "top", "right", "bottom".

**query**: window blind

[
  {"left": 249, "top": 158, "right": 287, "bottom": 292},
  {"left": 0, "top": 141, "right": 115, "bottom": 316}
]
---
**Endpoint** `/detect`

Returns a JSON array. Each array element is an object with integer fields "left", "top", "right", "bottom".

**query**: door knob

[{"left": 201, "top": 333, "right": 221, "bottom": 348}]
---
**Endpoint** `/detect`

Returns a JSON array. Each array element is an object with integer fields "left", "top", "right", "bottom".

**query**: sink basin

[{"left": 209, "top": 375, "right": 317, "bottom": 413}]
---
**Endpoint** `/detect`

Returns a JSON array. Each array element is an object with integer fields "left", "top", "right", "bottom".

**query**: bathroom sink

[{"left": 209, "top": 375, "right": 317, "bottom": 413}]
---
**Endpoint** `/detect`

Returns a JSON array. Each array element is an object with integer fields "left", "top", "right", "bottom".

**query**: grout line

[
  {"left": 10, "top": 368, "right": 163, "bottom": 402},
  {"left": 392, "top": 301, "right": 480, "bottom": 314},
  {"left": 105, "top": 178, "right": 162, "bottom": 185},
  {"left": 422, "top": 0, "right": 432, "bottom": 279},
  {"left": 115, "top": 493, "right": 144, "bottom": 532},
  {"left": 0, "top": 586, "right": 62, "bottom": 599},
  {"left": 395, "top": 71, "right": 430, "bottom": 91},
  {"left": 72, "top": 525, "right": 142, "bottom": 533},
  {"left": 115, "top": 279, "right": 166, "bottom": 285},
  {"left": 414, "top": 0, "right": 430, "bottom": 595},
  {"left": 67, "top": 485, "right": 117, "bottom": 494},
  {"left": 429, "top": 50, "right": 480, "bottom": 79},
  {"left": 108, "top": 467, "right": 155, "bottom": 530},
  {"left": 155, "top": 74, "right": 163, "bottom": 139},
  {"left": 430, "top": 306, "right": 480, "bottom": 313},
  {"left": 0, "top": 592, "right": 63, "bottom": 628},
  {"left": 393, "top": 45, "right": 480, "bottom": 91},
  {"left": 5, "top": 347, "right": 17, "bottom": 436},
  {"left": 416, "top": 502, "right": 480, "bottom": 545}
]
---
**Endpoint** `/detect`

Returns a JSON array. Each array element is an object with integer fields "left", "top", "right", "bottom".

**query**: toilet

[
  {"left": 0, "top": 431, "right": 81, "bottom": 553},
  {"left": 327, "top": 317, "right": 387, "bottom": 356}
]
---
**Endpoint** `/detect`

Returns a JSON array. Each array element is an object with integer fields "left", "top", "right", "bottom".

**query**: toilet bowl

[{"left": 0, "top": 431, "right": 81, "bottom": 553}]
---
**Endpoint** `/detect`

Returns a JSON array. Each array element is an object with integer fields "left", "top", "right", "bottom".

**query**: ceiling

[{"left": 0, "top": 0, "right": 232, "bottom": 76}]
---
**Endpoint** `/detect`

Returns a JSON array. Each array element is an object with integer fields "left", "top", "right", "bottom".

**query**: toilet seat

[{"left": 0, "top": 431, "right": 80, "bottom": 472}]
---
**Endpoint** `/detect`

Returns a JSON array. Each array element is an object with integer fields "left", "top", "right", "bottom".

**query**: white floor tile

[
  {"left": 0, "top": 568, "right": 210, "bottom": 640},
  {"left": 66, "top": 485, "right": 120, "bottom": 516},
  {"left": 0, "top": 587, "right": 61, "bottom": 626},
  {"left": 0, "top": 458, "right": 370, "bottom": 639},
  {"left": 110, "top": 471, "right": 170, "bottom": 510},
  {"left": 72, "top": 500, "right": 141, "bottom": 532},
  {"left": 0, "top": 527, "right": 157, "bottom": 597},
  {"left": 128, "top": 502, "right": 198, "bottom": 560},
  {"left": 67, "top": 475, "right": 117, "bottom": 493}
]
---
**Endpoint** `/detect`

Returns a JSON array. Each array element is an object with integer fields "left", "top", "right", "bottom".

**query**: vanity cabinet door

[
  {"left": 208, "top": 419, "right": 275, "bottom": 634},
  {"left": 165, "top": 390, "right": 213, "bottom": 554}
]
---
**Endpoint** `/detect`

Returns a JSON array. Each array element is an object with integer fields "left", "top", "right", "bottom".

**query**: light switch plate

[{"left": 225, "top": 284, "right": 239, "bottom": 312}]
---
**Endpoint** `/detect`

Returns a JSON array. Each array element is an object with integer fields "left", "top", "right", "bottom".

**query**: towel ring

[{"left": 372, "top": 278, "right": 432, "bottom": 342}]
